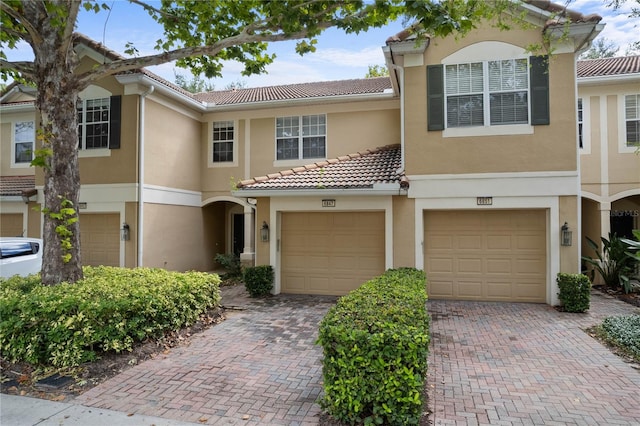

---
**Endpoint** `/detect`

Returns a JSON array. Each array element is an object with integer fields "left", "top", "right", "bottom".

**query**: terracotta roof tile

[
  {"left": 193, "top": 77, "right": 392, "bottom": 105},
  {"left": 236, "top": 145, "right": 403, "bottom": 191},
  {"left": 577, "top": 56, "right": 640, "bottom": 78},
  {"left": 524, "top": 0, "right": 603, "bottom": 26},
  {"left": 0, "top": 175, "right": 35, "bottom": 196}
]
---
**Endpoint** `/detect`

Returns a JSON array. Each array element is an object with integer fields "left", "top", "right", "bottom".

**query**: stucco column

[
  {"left": 240, "top": 205, "right": 255, "bottom": 266},
  {"left": 599, "top": 201, "right": 611, "bottom": 240}
]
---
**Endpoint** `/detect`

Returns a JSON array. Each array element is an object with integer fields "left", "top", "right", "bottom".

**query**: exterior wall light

[
  {"left": 260, "top": 221, "right": 269, "bottom": 242},
  {"left": 121, "top": 223, "right": 130, "bottom": 241},
  {"left": 561, "top": 222, "right": 572, "bottom": 246}
]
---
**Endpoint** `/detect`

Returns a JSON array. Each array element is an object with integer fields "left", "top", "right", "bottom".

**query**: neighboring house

[
  {"left": 577, "top": 56, "right": 640, "bottom": 270},
  {"left": 2, "top": 1, "right": 634, "bottom": 306}
]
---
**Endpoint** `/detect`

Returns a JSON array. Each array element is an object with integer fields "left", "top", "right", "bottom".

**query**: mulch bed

[{"left": 593, "top": 284, "right": 640, "bottom": 307}]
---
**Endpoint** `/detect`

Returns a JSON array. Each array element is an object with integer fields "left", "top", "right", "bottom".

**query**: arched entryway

[{"left": 202, "top": 196, "right": 255, "bottom": 269}]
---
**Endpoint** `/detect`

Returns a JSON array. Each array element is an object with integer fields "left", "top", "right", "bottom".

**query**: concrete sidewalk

[{"left": 0, "top": 393, "right": 199, "bottom": 426}]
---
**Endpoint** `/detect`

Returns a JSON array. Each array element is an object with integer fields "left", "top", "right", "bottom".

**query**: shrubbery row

[
  {"left": 0, "top": 266, "right": 221, "bottom": 367},
  {"left": 317, "top": 268, "right": 429, "bottom": 425}
]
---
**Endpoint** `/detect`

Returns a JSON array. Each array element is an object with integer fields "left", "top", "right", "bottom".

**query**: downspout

[
  {"left": 388, "top": 58, "right": 405, "bottom": 173},
  {"left": 137, "top": 85, "right": 154, "bottom": 266}
]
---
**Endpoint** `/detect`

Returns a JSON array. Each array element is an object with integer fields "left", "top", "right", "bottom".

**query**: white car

[{"left": 0, "top": 237, "right": 43, "bottom": 278}]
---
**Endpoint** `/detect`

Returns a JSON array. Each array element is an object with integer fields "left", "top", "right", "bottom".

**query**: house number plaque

[
  {"left": 322, "top": 199, "right": 336, "bottom": 208},
  {"left": 477, "top": 197, "right": 492, "bottom": 206}
]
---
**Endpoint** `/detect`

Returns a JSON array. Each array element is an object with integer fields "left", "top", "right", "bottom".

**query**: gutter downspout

[
  {"left": 388, "top": 58, "right": 405, "bottom": 173},
  {"left": 137, "top": 85, "right": 154, "bottom": 266}
]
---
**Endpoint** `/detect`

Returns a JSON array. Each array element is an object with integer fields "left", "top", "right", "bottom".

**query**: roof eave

[
  {"left": 204, "top": 91, "right": 397, "bottom": 111},
  {"left": 115, "top": 73, "right": 207, "bottom": 110},
  {"left": 0, "top": 102, "right": 36, "bottom": 112},
  {"left": 232, "top": 185, "right": 404, "bottom": 198},
  {"left": 578, "top": 73, "right": 640, "bottom": 86}
]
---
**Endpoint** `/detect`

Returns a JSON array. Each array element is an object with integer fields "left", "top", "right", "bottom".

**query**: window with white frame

[
  {"left": 77, "top": 97, "right": 110, "bottom": 149},
  {"left": 625, "top": 94, "right": 640, "bottom": 146},
  {"left": 445, "top": 59, "right": 529, "bottom": 128},
  {"left": 578, "top": 98, "right": 583, "bottom": 149},
  {"left": 14, "top": 120, "right": 35, "bottom": 164},
  {"left": 276, "top": 114, "right": 326, "bottom": 160},
  {"left": 212, "top": 121, "right": 234, "bottom": 162}
]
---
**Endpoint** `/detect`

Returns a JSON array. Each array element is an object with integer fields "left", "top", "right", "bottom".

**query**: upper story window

[
  {"left": 427, "top": 42, "right": 549, "bottom": 137},
  {"left": 276, "top": 114, "right": 326, "bottom": 160},
  {"left": 13, "top": 120, "right": 35, "bottom": 165},
  {"left": 578, "top": 98, "right": 583, "bottom": 149},
  {"left": 212, "top": 121, "right": 234, "bottom": 162},
  {"left": 445, "top": 59, "right": 529, "bottom": 128},
  {"left": 75, "top": 94, "right": 121, "bottom": 152},
  {"left": 78, "top": 98, "right": 110, "bottom": 149},
  {"left": 625, "top": 94, "right": 639, "bottom": 146}
]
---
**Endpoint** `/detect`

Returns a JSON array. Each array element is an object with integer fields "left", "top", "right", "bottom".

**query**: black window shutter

[
  {"left": 530, "top": 56, "right": 549, "bottom": 126},
  {"left": 109, "top": 95, "right": 122, "bottom": 149},
  {"left": 427, "top": 65, "right": 445, "bottom": 131}
]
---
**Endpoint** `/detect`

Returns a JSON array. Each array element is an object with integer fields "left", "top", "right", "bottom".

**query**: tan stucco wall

[
  {"left": 255, "top": 197, "right": 271, "bottom": 266},
  {"left": 579, "top": 81, "right": 640, "bottom": 197},
  {"left": 559, "top": 195, "right": 579, "bottom": 274},
  {"left": 124, "top": 201, "right": 138, "bottom": 268},
  {"left": 142, "top": 203, "right": 209, "bottom": 271},
  {"left": 79, "top": 93, "right": 138, "bottom": 184},
  {"left": 200, "top": 100, "right": 399, "bottom": 196},
  {"left": 0, "top": 111, "right": 37, "bottom": 177},
  {"left": 404, "top": 26, "right": 577, "bottom": 176},
  {"left": 144, "top": 99, "right": 202, "bottom": 191},
  {"left": 392, "top": 196, "right": 415, "bottom": 268}
]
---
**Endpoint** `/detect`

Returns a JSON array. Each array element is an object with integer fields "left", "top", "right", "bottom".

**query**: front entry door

[{"left": 232, "top": 214, "right": 244, "bottom": 256}]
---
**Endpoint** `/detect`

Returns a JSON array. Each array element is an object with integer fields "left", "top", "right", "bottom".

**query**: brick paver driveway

[
  {"left": 427, "top": 291, "right": 640, "bottom": 425},
  {"left": 76, "top": 286, "right": 337, "bottom": 425},
  {"left": 75, "top": 285, "right": 640, "bottom": 425}
]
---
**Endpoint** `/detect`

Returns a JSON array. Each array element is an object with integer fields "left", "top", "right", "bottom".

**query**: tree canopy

[{"left": 0, "top": 0, "right": 514, "bottom": 284}]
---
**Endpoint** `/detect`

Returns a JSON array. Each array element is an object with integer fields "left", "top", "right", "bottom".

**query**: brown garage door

[
  {"left": 80, "top": 214, "right": 120, "bottom": 266},
  {"left": 424, "top": 210, "right": 546, "bottom": 303},
  {"left": 1, "top": 213, "right": 24, "bottom": 237},
  {"left": 281, "top": 212, "right": 385, "bottom": 295}
]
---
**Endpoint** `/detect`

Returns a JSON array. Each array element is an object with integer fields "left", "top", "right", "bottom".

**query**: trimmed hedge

[
  {"left": 243, "top": 265, "right": 274, "bottom": 297},
  {"left": 317, "top": 268, "right": 429, "bottom": 425},
  {"left": 557, "top": 273, "right": 591, "bottom": 313},
  {"left": 0, "top": 266, "right": 220, "bottom": 367}
]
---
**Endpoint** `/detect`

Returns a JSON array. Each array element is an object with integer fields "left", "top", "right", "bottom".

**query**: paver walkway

[
  {"left": 426, "top": 291, "right": 640, "bottom": 425},
  {"left": 76, "top": 285, "right": 337, "bottom": 425}
]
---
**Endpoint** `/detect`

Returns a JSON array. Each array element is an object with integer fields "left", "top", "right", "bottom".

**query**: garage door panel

[
  {"left": 282, "top": 212, "right": 385, "bottom": 295},
  {"left": 458, "top": 258, "right": 482, "bottom": 273},
  {"left": 486, "top": 235, "right": 512, "bottom": 250},
  {"left": 80, "top": 214, "right": 119, "bottom": 267},
  {"left": 425, "top": 210, "right": 546, "bottom": 303},
  {"left": 458, "top": 281, "right": 483, "bottom": 298},
  {"left": 428, "top": 280, "right": 454, "bottom": 298},
  {"left": 458, "top": 235, "right": 482, "bottom": 249},
  {"left": 1, "top": 214, "right": 24, "bottom": 237}
]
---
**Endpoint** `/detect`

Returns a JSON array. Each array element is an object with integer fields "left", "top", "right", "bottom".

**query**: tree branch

[
  {"left": 0, "top": 59, "right": 35, "bottom": 80},
  {"left": 59, "top": 1, "right": 81, "bottom": 57},
  {"left": 0, "top": 1, "right": 43, "bottom": 45},
  {"left": 77, "top": 23, "right": 336, "bottom": 86}
]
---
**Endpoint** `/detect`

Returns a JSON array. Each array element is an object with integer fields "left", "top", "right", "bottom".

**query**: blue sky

[{"left": 5, "top": 0, "right": 640, "bottom": 90}]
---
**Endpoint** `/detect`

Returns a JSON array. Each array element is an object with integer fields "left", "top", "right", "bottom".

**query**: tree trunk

[{"left": 31, "top": 8, "right": 84, "bottom": 285}]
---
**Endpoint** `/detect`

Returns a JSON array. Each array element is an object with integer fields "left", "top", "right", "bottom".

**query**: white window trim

[
  {"left": 579, "top": 96, "right": 591, "bottom": 155},
  {"left": 79, "top": 148, "right": 111, "bottom": 158},
  {"left": 10, "top": 117, "right": 35, "bottom": 168},
  {"left": 441, "top": 42, "right": 533, "bottom": 138},
  {"left": 77, "top": 97, "right": 111, "bottom": 151},
  {"left": 208, "top": 120, "right": 238, "bottom": 168},
  {"left": 619, "top": 93, "right": 640, "bottom": 154},
  {"left": 274, "top": 114, "right": 327, "bottom": 163}
]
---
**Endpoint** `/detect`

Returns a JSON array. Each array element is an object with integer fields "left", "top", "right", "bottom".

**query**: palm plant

[{"left": 582, "top": 233, "right": 635, "bottom": 293}]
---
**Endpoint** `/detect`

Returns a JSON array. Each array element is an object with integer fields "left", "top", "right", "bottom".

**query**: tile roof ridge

[
  {"left": 236, "top": 144, "right": 400, "bottom": 188},
  {"left": 200, "top": 76, "right": 391, "bottom": 96}
]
